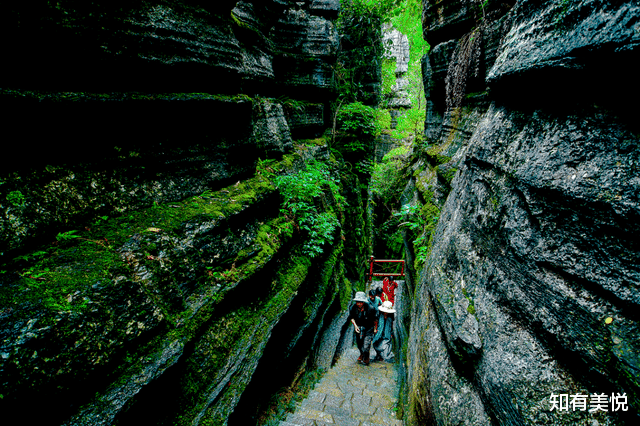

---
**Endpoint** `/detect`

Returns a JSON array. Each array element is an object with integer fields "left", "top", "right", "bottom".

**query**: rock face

[
  {"left": 403, "top": 0, "right": 640, "bottom": 425},
  {"left": 383, "top": 25, "right": 412, "bottom": 109},
  {"left": 0, "top": 2, "right": 366, "bottom": 426}
]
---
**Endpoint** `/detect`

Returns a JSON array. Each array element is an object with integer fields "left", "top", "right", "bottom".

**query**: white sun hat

[
  {"left": 378, "top": 300, "right": 396, "bottom": 313},
  {"left": 353, "top": 291, "right": 368, "bottom": 302}
]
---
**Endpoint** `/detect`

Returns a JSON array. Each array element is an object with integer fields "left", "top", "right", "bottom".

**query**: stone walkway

[{"left": 280, "top": 348, "right": 403, "bottom": 426}]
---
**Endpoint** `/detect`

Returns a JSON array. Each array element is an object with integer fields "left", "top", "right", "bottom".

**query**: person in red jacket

[{"left": 382, "top": 276, "right": 398, "bottom": 305}]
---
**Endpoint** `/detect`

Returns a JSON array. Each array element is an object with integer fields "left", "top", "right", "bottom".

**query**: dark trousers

[{"left": 355, "top": 327, "right": 373, "bottom": 360}]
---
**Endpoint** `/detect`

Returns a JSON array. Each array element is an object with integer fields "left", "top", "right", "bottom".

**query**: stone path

[{"left": 280, "top": 348, "right": 403, "bottom": 426}]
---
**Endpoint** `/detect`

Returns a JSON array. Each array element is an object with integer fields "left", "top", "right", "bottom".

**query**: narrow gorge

[{"left": 1, "top": 1, "right": 638, "bottom": 425}]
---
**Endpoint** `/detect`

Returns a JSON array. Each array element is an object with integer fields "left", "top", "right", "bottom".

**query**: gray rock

[
  {"left": 407, "top": 0, "right": 640, "bottom": 424},
  {"left": 488, "top": 0, "right": 640, "bottom": 84},
  {"left": 253, "top": 99, "right": 294, "bottom": 153},
  {"left": 309, "top": 0, "right": 341, "bottom": 17}
]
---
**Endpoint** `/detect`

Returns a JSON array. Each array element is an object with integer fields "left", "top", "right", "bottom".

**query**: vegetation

[
  {"left": 274, "top": 160, "right": 344, "bottom": 258},
  {"left": 332, "top": 0, "right": 407, "bottom": 156},
  {"left": 6, "top": 190, "right": 25, "bottom": 207},
  {"left": 387, "top": 0, "right": 430, "bottom": 140}
]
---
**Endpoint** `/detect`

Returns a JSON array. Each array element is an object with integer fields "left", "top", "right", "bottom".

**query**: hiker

[
  {"left": 349, "top": 291, "right": 378, "bottom": 366},
  {"left": 382, "top": 276, "right": 398, "bottom": 305},
  {"left": 368, "top": 289, "right": 382, "bottom": 312},
  {"left": 375, "top": 287, "right": 384, "bottom": 304},
  {"left": 373, "top": 301, "right": 396, "bottom": 362},
  {"left": 375, "top": 287, "right": 384, "bottom": 303}
]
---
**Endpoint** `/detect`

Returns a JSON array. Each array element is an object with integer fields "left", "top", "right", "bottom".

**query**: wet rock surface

[{"left": 404, "top": 0, "right": 640, "bottom": 424}]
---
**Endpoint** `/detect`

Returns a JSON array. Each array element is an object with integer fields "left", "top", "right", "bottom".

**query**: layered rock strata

[
  {"left": 383, "top": 25, "right": 412, "bottom": 109},
  {"left": 403, "top": 0, "right": 640, "bottom": 425},
  {"left": 0, "top": 2, "right": 372, "bottom": 426}
]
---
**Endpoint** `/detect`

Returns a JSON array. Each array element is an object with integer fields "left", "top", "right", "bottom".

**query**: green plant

[
  {"left": 370, "top": 160, "right": 405, "bottom": 207},
  {"left": 383, "top": 146, "right": 409, "bottom": 161},
  {"left": 392, "top": 200, "right": 440, "bottom": 269},
  {"left": 6, "top": 190, "right": 25, "bottom": 206},
  {"left": 56, "top": 230, "right": 81, "bottom": 241},
  {"left": 385, "top": 0, "right": 430, "bottom": 140},
  {"left": 199, "top": 190, "right": 216, "bottom": 199},
  {"left": 394, "top": 203, "right": 425, "bottom": 231},
  {"left": 15, "top": 250, "right": 47, "bottom": 262},
  {"left": 381, "top": 58, "right": 397, "bottom": 98},
  {"left": 274, "top": 161, "right": 344, "bottom": 258},
  {"left": 275, "top": 96, "right": 307, "bottom": 112},
  {"left": 336, "top": 102, "right": 381, "bottom": 138},
  {"left": 93, "top": 215, "right": 110, "bottom": 226}
]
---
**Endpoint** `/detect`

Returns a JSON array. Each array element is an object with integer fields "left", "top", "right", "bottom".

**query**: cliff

[
  {"left": 401, "top": 0, "right": 639, "bottom": 424},
  {"left": 0, "top": 1, "right": 368, "bottom": 425}
]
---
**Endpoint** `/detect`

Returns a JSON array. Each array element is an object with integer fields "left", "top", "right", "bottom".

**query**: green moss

[
  {"left": 0, "top": 88, "right": 254, "bottom": 104},
  {"left": 425, "top": 146, "right": 451, "bottom": 166},
  {"left": 230, "top": 10, "right": 262, "bottom": 36},
  {"left": 340, "top": 277, "right": 353, "bottom": 311},
  {"left": 124, "top": 243, "right": 315, "bottom": 426},
  {"left": 461, "top": 287, "right": 477, "bottom": 317},
  {"left": 297, "top": 137, "right": 329, "bottom": 147},
  {"left": 302, "top": 239, "right": 342, "bottom": 320},
  {"left": 0, "top": 143, "right": 314, "bottom": 319},
  {"left": 1, "top": 127, "right": 340, "bottom": 422},
  {"left": 464, "top": 91, "right": 488, "bottom": 99},
  {"left": 440, "top": 167, "right": 458, "bottom": 185}
]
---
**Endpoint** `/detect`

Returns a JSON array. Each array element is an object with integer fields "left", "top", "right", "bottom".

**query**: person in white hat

[
  {"left": 372, "top": 300, "right": 395, "bottom": 362},
  {"left": 349, "top": 291, "right": 378, "bottom": 365}
]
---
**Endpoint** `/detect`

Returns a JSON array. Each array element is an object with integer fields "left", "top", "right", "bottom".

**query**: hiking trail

[{"left": 279, "top": 347, "right": 403, "bottom": 426}]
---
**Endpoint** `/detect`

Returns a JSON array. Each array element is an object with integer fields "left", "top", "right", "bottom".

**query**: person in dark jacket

[
  {"left": 349, "top": 291, "right": 378, "bottom": 365},
  {"left": 368, "top": 289, "right": 382, "bottom": 312}
]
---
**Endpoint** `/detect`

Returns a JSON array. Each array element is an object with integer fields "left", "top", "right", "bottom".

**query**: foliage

[
  {"left": 274, "top": 161, "right": 344, "bottom": 258},
  {"left": 386, "top": 0, "right": 430, "bottom": 140},
  {"left": 331, "top": 1, "right": 408, "bottom": 150},
  {"left": 394, "top": 203, "right": 425, "bottom": 232},
  {"left": 334, "top": 102, "right": 389, "bottom": 158},
  {"left": 1, "top": 149, "right": 310, "bottom": 316},
  {"left": 337, "top": 102, "right": 381, "bottom": 137},
  {"left": 381, "top": 58, "right": 397, "bottom": 98},
  {"left": 56, "top": 230, "right": 81, "bottom": 241},
  {"left": 331, "top": 1, "right": 427, "bottom": 173},
  {"left": 382, "top": 145, "right": 409, "bottom": 161},
  {"left": 275, "top": 95, "right": 307, "bottom": 112},
  {"left": 392, "top": 199, "right": 440, "bottom": 269},
  {"left": 389, "top": 0, "right": 429, "bottom": 56},
  {"left": 370, "top": 159, "right": 406, "bottom": 208},
  {"left": 6, "top": 190, "right": 25, "bottom": 206}
]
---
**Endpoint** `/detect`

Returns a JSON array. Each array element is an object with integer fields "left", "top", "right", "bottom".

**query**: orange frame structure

[{"left": 367, "top": 255, "right": 405, "bottom": 283}]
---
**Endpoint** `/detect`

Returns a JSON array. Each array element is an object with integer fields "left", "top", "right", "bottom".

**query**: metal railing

[{"left": 367, "top": 255, "right": 405, "bottom": 283}]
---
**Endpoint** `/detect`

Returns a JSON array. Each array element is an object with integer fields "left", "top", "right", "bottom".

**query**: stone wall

[
  {"left": 0, "top": 2, "right": 366, "bottom": 425},
  {"left": 404, "top": 0, "right": 639, "bottom": 425}
]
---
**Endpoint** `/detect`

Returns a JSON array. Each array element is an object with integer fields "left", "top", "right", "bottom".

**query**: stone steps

[{"left": 280, "top": 348, "right": 402, "bottom": 426}]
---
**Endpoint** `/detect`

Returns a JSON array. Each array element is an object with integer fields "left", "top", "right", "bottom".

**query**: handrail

[{"left": 367, "top": 255, "right": 405, "bottom": 282}]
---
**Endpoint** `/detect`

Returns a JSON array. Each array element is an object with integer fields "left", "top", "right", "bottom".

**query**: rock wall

[
  {"left": 0, "top": 2, "right": 369, "bottom": 425},
  {"left": 383, "top": 24, "right": 412, "bottom": 110},
  {"left": 404, "top": 0, "right": 639, "bottom": 425}
]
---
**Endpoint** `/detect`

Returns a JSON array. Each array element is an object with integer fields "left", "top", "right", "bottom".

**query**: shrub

[{"left": 274, "top": 161, "right": 344, "bottom": 258}]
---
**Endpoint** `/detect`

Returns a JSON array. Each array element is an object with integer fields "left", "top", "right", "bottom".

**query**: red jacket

[{"left": 382, "top": 278, "right": 398, "bottom": 305}]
